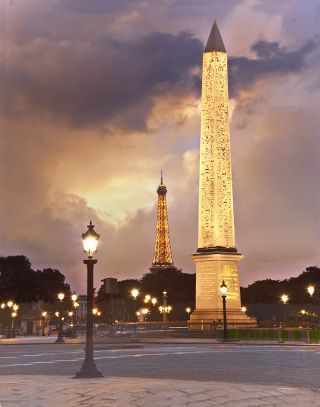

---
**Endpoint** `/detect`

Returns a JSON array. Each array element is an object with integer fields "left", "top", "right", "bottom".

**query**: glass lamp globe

[
  {"left": 307, "top": 286, "right": 315, "bottom": 296},
  {"left": 82, "top": 221, "right": 100, "bottom": 258},
  {"left": 151, "top": 297, "right": 157, "bottom": 305},
  {"left": 144, "top": 294, "right": 151, "bottom": 303},
  {"left": 7, "top": 301, "right": 13, "bottom": 308},
  {"left": 220, "top": 281, "right": 228, "bottom": 295},
  {"left": 131, "top": 288, "right": 139, "bottom": 299},
  {"left": 12, "top": 311, "right": 17, "bottom": 318},
  {"left": 42, "top": 311, "right": 47, "bottom": 318},
  {"left": 71, "top": 294, "right": 78, "bottom": 302},
  {"left": 13, "top": 304, "right": 19, "bottom": 311},
  {"left": 186, "top": 307, "right": 191, "bottom": 314},
  {"left": 57, "top": 293, "right": 65, "bottom": 302},
  {"left": 281, "top": 294, "right": 289, "bottom": 304}
]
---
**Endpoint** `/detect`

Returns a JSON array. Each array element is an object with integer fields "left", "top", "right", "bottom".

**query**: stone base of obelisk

[{"left": 189, "top": 251, "right": 256, "bottom": 329}]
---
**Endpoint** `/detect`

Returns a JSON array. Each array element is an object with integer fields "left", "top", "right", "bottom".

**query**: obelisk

[{"left": 190, "top": 21, "right": 250, "bottom": 323}]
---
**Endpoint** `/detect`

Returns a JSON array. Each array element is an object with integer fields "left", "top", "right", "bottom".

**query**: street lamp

[
  {"left": 11, "top": 311, "right": 17, "bottom": 338},
  {"left": 75, "top": 221, "right": 102, "bottom": 378},
  {"left": 151, "top": 297, "right": 157, "bottom": 306},
  {"left": 144, "top": 294, "right": 151, "bottom": 304},
  {"left": 281, "top": 294, "right": 289, "bottom": 325},
  {"left": 71, "top": 293, "right": 78, "bottom": 302},
  {"left": 55, "top": 293, "right": 65, "bottom": 344},
  {"left": 161, "top": 291, "right": 168, "bottom": 323},
  {"left": 186, "top": 307, "right": 191, "bottom": 315},
  {"left": 307, "top": 286, "right": 315, "bottom": 297},
  {"left": 41, "top": 311, "right": 47, "bottom": 336},
  {"left": 220, "top": 281, "right": 228, "bottom": 341},
  {"left": 241, "top": 306, "right": 247, "bottom": 313},
  {"left": 131, "top": 288, "right": 139, "bottom": 300}
]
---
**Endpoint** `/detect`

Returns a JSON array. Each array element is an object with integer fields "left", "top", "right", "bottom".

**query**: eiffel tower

[{"left": 150, "top": 172, "right": 179, "bottom": 273}]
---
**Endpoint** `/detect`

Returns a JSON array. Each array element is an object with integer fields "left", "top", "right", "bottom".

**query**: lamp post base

[
  {"left": 74, "top": 359, "right": 103, "bottom": 378},
  {"left": 55, "top": 337, "right": 65, "bottom": 343}
]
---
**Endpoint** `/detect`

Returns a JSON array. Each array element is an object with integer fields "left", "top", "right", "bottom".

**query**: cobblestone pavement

[{"left": 0, "top": 375, "right": 319, "bottom": 407}]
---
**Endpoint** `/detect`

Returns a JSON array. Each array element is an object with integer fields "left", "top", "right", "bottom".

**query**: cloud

[
  {"left": 3, "top": 30, "right": 202, "bottom": 130},
  {"left": 229, "top": 39, "right": 318, "bottom": 97}
]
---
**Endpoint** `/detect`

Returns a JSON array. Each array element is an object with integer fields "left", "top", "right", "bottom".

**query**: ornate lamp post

[
  {"left": 220, "top": 281, "right": 228, "bottom": 341},
  {"left": 161, "top": 291, "right": 168, "bottom": 323},
  {"left": 6, "top": 301, "right": 14, "bottom": 338},
  {"left": 11, "top": 311, "right": 17, "bottom": 338},
  {"left": 75, "top": 221, "right": 103, "bottom": 378},
  {"left": 55, "top": 292, "right": 65, "bottom": 343},
  {"left": 41, "top": 311, "right": 47, "bottom": 336},
  {"left": 281, "top": 294, "right": 289, "bottom": 325}
]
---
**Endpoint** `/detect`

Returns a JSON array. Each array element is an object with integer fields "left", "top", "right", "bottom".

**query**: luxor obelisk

[{"left": 190, "top": 21, "right": 252, "bottom": 323}]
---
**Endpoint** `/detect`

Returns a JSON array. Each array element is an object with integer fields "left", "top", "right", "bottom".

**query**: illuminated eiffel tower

[{"left": 150, "top": 172, "right": 179, "bottom": 273}]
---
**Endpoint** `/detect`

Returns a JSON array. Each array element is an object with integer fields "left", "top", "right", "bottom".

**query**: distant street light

[
  {"left": 144, "top": 294, "right": 151, "bottom": 304},
  {"left": 71, "top": 293, "right": 78, "bottom": 302},
  {"left": 75, "top": 221, "right": 102, "bottom": 378},
  {"left": 307, "top": 286, "right": 315, "bottom": 296},
  {"left": 11, "top": 311, "right": 17, "bottom": 338},
  {"left": 281, "top": 294, "right": 289, "bottom": 325},
  {"left": 55, "top": 292, "right": 65, "bottom": 344},
  {"left": 41, "top": 311, "right": 48, "bottom": 336},
  {"left": 151, "top": 297, "right": 157, "bottom": 306},
  {"left": 220, "top": 281, "right": 228, "bottom": 341},
  {"left": 131, "top": 288, "right": 139, "bottom": 300},
  {"left": 186, "top": 307, "right": 191, "bottom": 315}
]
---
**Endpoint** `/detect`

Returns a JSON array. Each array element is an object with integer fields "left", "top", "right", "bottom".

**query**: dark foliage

[
  {"left": 0, "top": 255, "right": 71, "bottom": 303},
  {"left": 241, "top": 266, "right": 320, "bottom": 304}
]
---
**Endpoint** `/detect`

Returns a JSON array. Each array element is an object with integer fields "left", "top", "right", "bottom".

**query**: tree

[{"left": 0, "top": 256, "right": 70, "bottom": 303}]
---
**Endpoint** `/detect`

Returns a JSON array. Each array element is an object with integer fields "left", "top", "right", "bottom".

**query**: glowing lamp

[
  {"left": 42, "top": 311, "right": 47, "bottom": 318},
  {"left": 281, "top": 294, "right": 289, "bottom": 304},
  {"left": 71, "top": 294, "right": 78, "bottom": 302},
  {"left": 307, "top": 286, "right": 315, "bottom": 296},
  {"left": 92, "top": 308, "right": 98, "bottom": 315},
  {"left": 186, "top": 307, "right": 191, "bottom": 314},
  {"left": 82, "top": 221, "right": 100, "bottom": 258},
  {"left": 144, "top": 294, "right": 151, "bottom": 303},
  {"left": 7, "top": 301, "right": 13, "bottom": 308},
  {"left": 12, "top": 304, "right": 19, "bottom": 311},
  {"left": 131, "top": 288, "right": 139, "bottom": 300},
  {"left": 57, "top": 293, "right": 65, "bottom": 302},
  {"left": 68, "top": 311, "right": 73, "bottom": 317},
  {"left": 142, "top": 308, "right": 149, "bottom": 315},
  {"left": 11, "top": 311, "right": 17, "bottom": 318},
  {"left": 241, "top": 306, "right": 247, "bottom": 313},
  {"left": 151, "top": 297, "right": 157, "bottom": 305},
  {"left": 220, "top": 281, "right": 228, "bottom": 295}
]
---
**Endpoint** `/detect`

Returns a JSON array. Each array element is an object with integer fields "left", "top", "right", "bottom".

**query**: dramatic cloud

[
  {"left": 3, "top": 31, "right": 202, "bottom": 129},
  {"left": 229, "top": 39, "right": 318, "bottom": 97}
]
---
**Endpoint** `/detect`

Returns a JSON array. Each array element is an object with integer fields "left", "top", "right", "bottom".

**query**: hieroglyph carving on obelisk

[{"left": 198, "top": 24, "right": 235, "bottom": 250}]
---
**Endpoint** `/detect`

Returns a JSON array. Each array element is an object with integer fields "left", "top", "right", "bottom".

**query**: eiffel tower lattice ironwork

[{"left": 150, "top": 172, "right": 178, "bottom": 272}]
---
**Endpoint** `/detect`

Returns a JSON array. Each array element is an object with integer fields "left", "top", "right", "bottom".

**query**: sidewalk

[{"left": 0, "top": 375, "right": 318, "bottom": 406}]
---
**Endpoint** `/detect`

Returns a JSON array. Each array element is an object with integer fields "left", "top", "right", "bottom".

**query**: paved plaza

[{"left": 0, "top": 342, "right": 319, "bottom": 406}]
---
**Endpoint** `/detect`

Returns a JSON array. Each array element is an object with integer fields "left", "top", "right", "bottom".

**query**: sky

[{"left": 1, "top": 0, "right": 319, "bottom": 292}]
